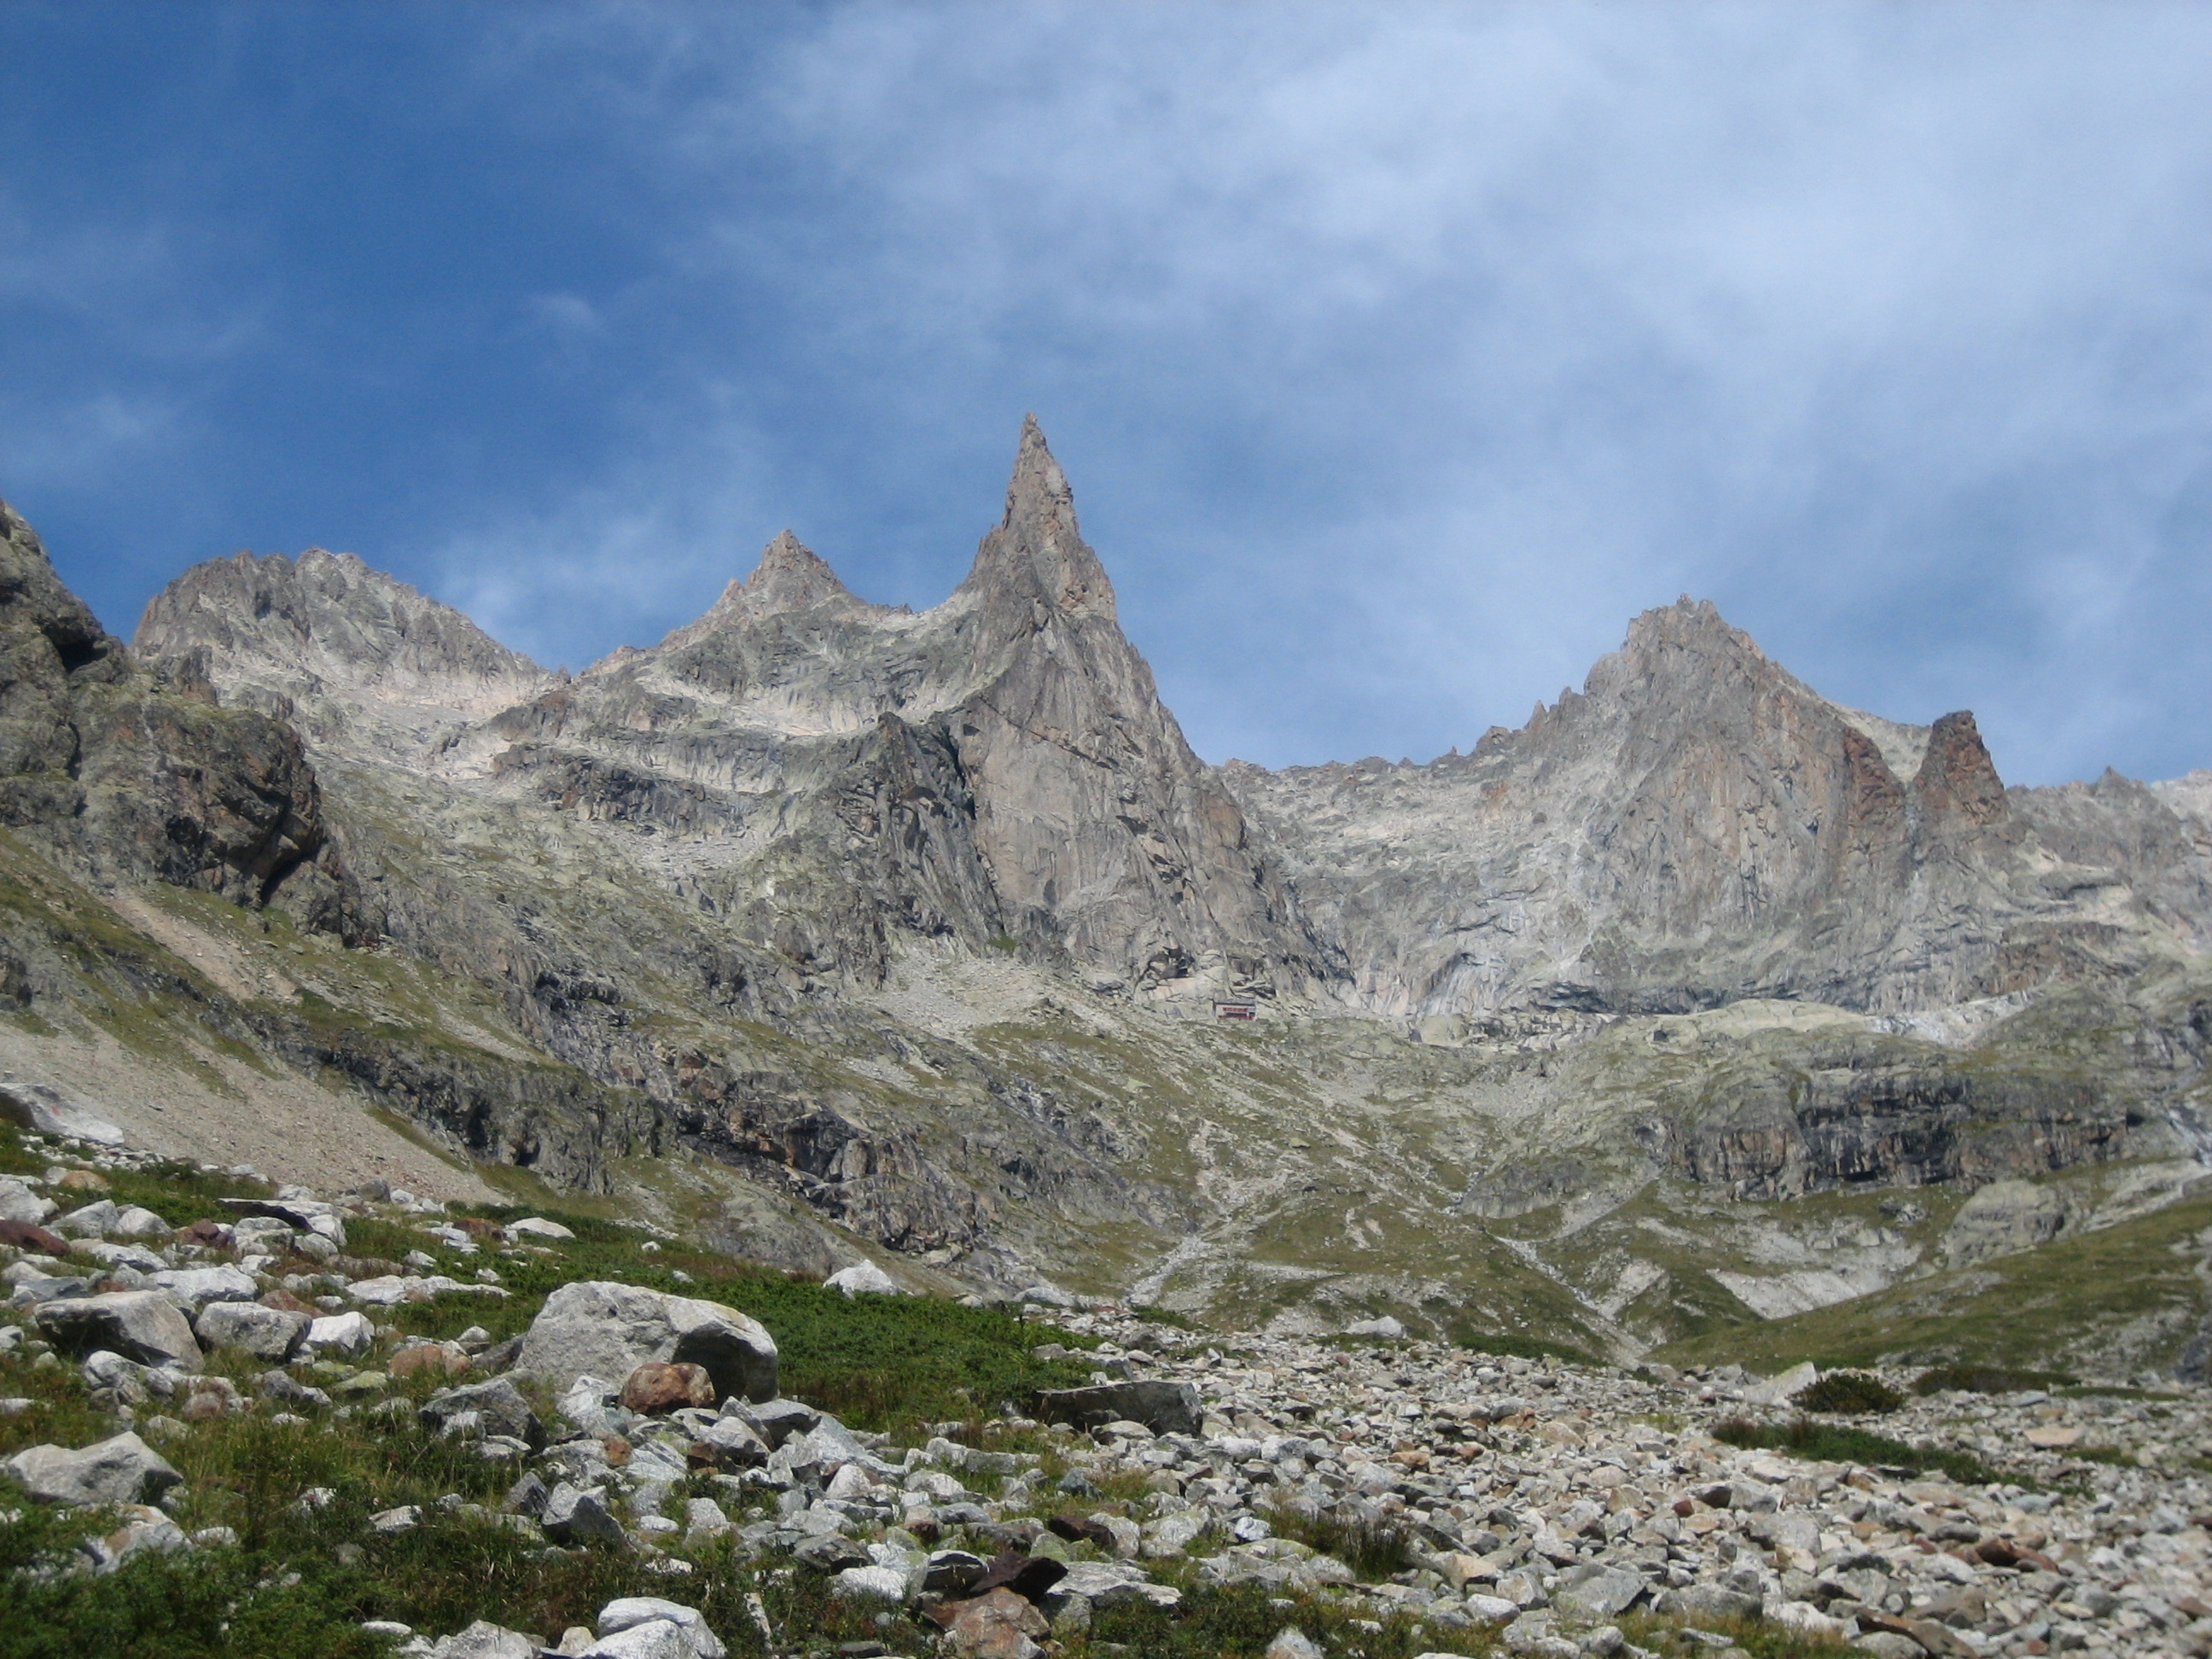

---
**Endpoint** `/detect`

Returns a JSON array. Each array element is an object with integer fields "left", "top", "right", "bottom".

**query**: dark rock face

[{"left": 0, "top": 500, "right": 341, "bottom": 912}]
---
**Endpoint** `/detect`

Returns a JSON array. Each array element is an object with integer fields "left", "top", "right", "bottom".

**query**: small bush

[{"left": 1795, "top": 1371, "right": 1904, "bottom": 1414}]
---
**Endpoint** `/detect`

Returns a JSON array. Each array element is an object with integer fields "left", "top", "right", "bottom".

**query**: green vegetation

[
  {"left": 1794, "top": 1371, "right": 1904, "bottom": 1414},
  {"left": 1653, "top": 1191, "right": 2212, "bottom": 1379},
  {"left": 1258, "top": 1501, "right": 1417, "bottom": 1580},
  {"left": 1912, "top": 1365, "right": 2074, "bottom": 1397},
  {"left": 1711, "top": 1416, "right": 2011, "bottom": 1487}
]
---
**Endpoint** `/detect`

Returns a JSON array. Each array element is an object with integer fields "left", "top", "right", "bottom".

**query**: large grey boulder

[
  {"left": 515, "top": 1282, "right": 777, "bottom": 1405},
  {"left": 34, "top": 1292, "right": 203, "bottom": 1371},
  {"left": 6, "top": 1430, "right": 182, "bottom": 1505},
  {"left": 595, "top": 1598, "right": 725, "bottom": 1659},
  {"left": 194, "top": 1301, "right": 309, "bottom": 1361},
  {"left": 1037, "top": 1380, "right": 1202, "bottom": 1436}
]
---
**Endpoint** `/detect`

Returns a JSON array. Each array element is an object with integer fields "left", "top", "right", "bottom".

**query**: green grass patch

[
  {"left": 1711, "top": 1416, "right": 2012, "bottom": 1487},
  {"left": 1447, "top": 1326, "right": 1598, "bottom": 1366},
  {"left": 1912, "top": 1365, "right": 2074, "bottom": 1397},
  {"left": 1258, "top": 1501, "right": 1416, "bottom": 1580}
]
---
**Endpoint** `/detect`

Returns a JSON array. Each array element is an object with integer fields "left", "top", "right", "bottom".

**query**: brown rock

[
  {"left": 620, "top": 1360, "right": 716, "bottom": 1414},
  {"left": 57, "top": 1170, "right": 110, "bottom": 1192},
  {"left": 929, "top": 1588, "right": 1048, "bottom": 1659},
  {"left": 390, "top": 1343, "right": 469, "bottom": 1380},
  {"left": 259, "top": 1288, "right": 316, "bottom": 1313},
  {"left": 178, "top": 1220, "right": 230, "bottom": 1246},
  {"left": 969, "top": 1546, "right": 1068, "bottom": 1606},
  {"left": 0, "top": 1218, "right": 68, "bottom": 1256},
  {"left": 1046, "top": 1513, "right": 1115, "bottom": 1551}
]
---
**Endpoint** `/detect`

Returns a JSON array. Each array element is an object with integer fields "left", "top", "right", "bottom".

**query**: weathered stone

[
  {"left": 6, "top": 1430, "right": 182, "bottom": 1505},
  {"left": 1944, "top": 1179, "right": 2070, "bottom": 1268},
  {"left": 431, "top": 1621, "right": 535, "bottom": 1659},
  {"left": 53, "top": 1200, "right": 116, "bottom": 1239},
  {"left": 596, "top": 1598, "right": 725, "bottom": 1659},
  {"left": 931, "top": 1587, "right": 1049, "bottom": 1659},
  {"left": 0, "top": 1178, "right": 53, "bottom": 1225},
  {"left": 300, "top": 1311, "right": 375, "bottom": 1358},
  {"left": 541, "top": 1482, "right": 626, "bottom": 1545},
  {"left": 1037, "top": 1380, "right": 1202, "bottom": 1436},
  {"left": 34, "top": 1292, "right": 203, "bottom": 1371},
  {"left": 1552, "top": 1563, "right": 1646, "bottom": 1618},
  {"left": 515, "top": 1282, "right": 777, "bottom": 1405},
  {"left": 149, "top": 1264, "right": 258, "bottom": 1311},
  {"left": 422, "top": 1377, "right": 544, "bottom": 1447}
]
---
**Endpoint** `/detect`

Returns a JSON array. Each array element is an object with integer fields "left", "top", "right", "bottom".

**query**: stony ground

[{"left": 3, "top": 1125, "right": 2208, "bottom": 1659}]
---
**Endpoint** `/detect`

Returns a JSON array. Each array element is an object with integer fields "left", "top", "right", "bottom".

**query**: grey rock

[
  {"left": 1553, "top": 1563, "right": 1647, "bottom": 1618},
  {"left": 34, "top": 1291, "right": 204, "bottom": 1371},
  {"left": 422, "top": 1377, "right": 544, "bottom": 1448},
  {"left": 1944, "top": 1179, "right": 2071, "bottom": 1268},
  {"left": 0, "top": 1178, "right": 54, "bottom": 1225},
  {"left": 430, "top": 1621, "right": 535, "bottom": 1659},
  {"left": 514, "top": 1281, "right": 777, "bottom": 1405},
  {"left": 1039, "top": 1380, "right": 1203, "bottom": 1436},
  {"left": 595, "top": 1598, "right": 725, "bottom": 1659},
  {"left": 53, "top": 1200, "right": 117, "bottom": 1239},
  {"left": 7, "top": 1430, "right": 182, "bottom": 1505},
  {"left": 541, "top": 1482, "right": 626, "bottom": 1546},
  {"left": 195, "top": 1301, "right": 309, "bottom": 1360},
  {"left": 148, "top": 1264, "right": 259, "bottom": 1311}
]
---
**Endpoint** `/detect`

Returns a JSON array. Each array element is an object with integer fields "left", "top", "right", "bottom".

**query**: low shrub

[{"left": 1795, "top": 1370, "right": 1904, "bottom": 1414}]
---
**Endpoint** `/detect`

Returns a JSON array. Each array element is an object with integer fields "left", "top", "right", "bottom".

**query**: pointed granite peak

[
  {"left": 739, "top": 529, "right": 854, "bottom": 612},
  {"left": 958, "top": 416, "right": 1115, "bottom": 621}
]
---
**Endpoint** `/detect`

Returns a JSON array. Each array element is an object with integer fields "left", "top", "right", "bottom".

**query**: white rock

[
  {"left": 596, "top": 1598, "right": 725, "bottom": 1659},
  {"left": 0, "top": 1178, "right": 55, "bottom": 1225},
  {"left": 506, "top": 1217, "right": 574, "bottom": 1240},
  {"left": 1743, "top": 1361, "right": 1820, "bottom": 1406},
  {"left": 109, "top": 1206, "right": 172, "bottom": 1241},
  {"left": 302, "top": 1310, "right": 375, "bottom": 1358},
  {"left": 831, "top": 1564, "right": 910, "bottom": 1601},
  {"left": 824, "top": 1260, "right": 903, "bottom": 1297}
]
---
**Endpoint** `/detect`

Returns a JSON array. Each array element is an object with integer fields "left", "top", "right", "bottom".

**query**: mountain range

[{"left": 3, "top": 419, "right": 2209, "bottom": 1377}]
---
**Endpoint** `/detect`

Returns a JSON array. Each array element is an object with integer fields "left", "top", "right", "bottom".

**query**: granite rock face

[{"left": 1225, "top": 599, "right": 2212, "bottom": 1017}]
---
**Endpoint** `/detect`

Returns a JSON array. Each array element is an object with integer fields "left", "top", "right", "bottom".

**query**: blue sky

[{"left": 5, "top": 3, "right": 2212, "bottom": 786}]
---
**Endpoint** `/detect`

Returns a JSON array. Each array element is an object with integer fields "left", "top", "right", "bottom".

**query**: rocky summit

[{"left": 3, "top": 418, "right": 2212, "bottom": 1380}]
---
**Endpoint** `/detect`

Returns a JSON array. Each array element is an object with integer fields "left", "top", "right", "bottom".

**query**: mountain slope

[{"left": 0, "top": 425, "right": 2201, "bottom": 1369}]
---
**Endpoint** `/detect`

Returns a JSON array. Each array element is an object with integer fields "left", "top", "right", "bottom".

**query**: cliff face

[
  {"left": 0, "top": 500, "right": 337, "bottom": 915},
  {"left": 1225, "top": 598, "right": 2212, "bottom": 1017}
]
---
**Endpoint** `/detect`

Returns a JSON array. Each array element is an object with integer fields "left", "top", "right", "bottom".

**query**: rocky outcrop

[
  {"left": 133, "top": 545, "right": 553, "bottom": 757},
  {"left": 0, "top": 499, "right": 344, "bottom": 915}
]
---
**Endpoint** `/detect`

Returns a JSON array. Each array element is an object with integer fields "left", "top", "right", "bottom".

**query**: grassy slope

[{"left": 1651, "top": 1190, "right": 2212, "bottom": 1376}]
